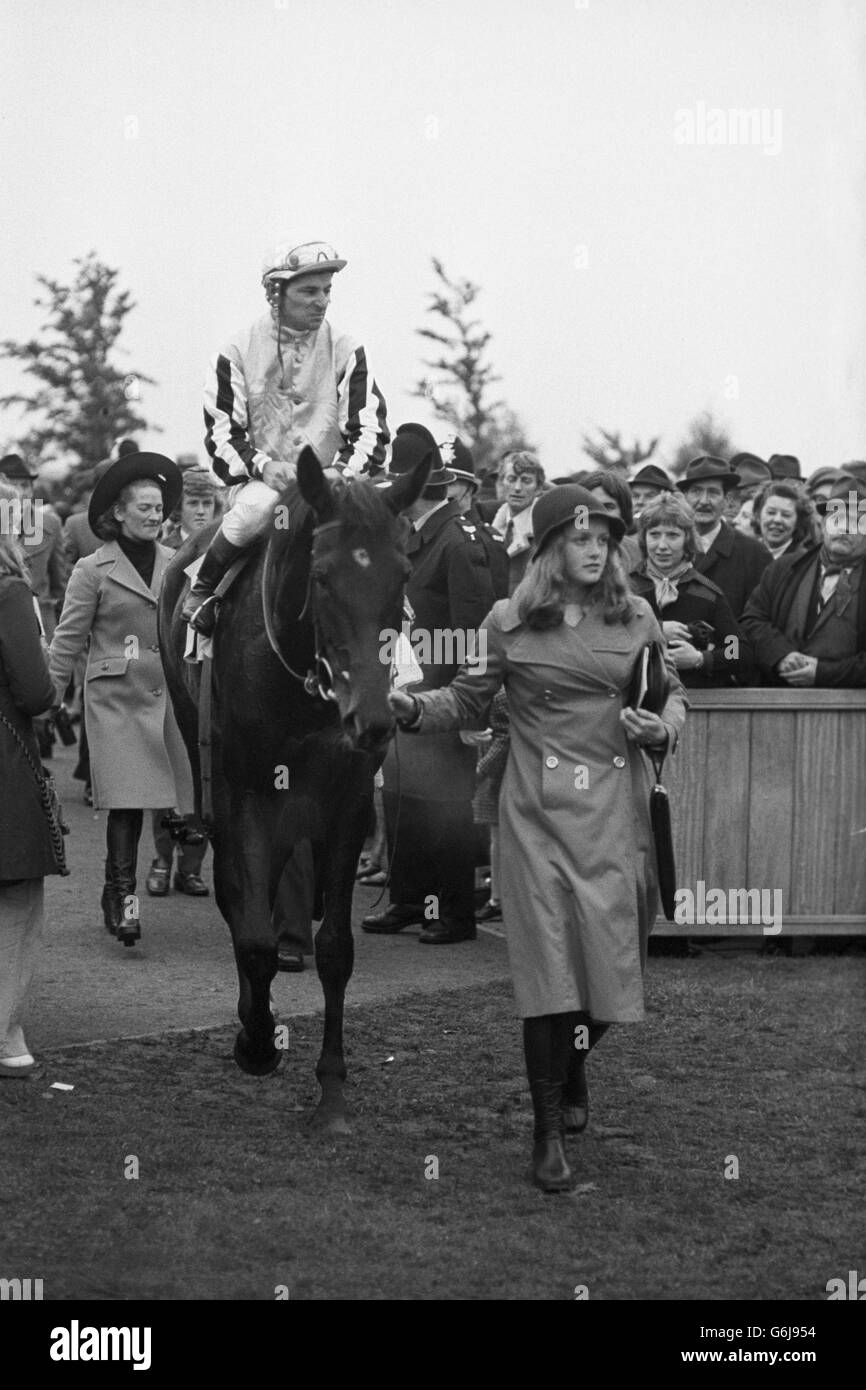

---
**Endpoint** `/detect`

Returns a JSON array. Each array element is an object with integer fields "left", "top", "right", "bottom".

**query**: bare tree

[
  {"left": 413, "top": 259, "right": 533, "bottom": 489},
  {"left": 581, "top": 428, "right": 660, "bottom": 474}
]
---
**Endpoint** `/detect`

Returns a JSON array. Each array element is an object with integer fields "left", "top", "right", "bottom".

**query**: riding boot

[
  {"left": 105, "top": 809, "right": 144, "bottom": 947},
  {"left": 101, "top": 867, "right": 122, "bottom": 936},
  {"left": 180, "top": 528, "right": 245, "bottom": 636},
  {"left": 563, "top": 1015, "right": 611, "bottom": 1134},
  {"left": 523, "top": 1014, "right": 573, "bottom": 1193}
]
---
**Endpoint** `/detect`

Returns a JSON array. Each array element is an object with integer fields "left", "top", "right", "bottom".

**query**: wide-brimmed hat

[
  {"left": 729, "top": 452, "right": 771, "bottom": 489},
  {"left": 629, "top": 464, "right": 673, "bottom": 493},
  {"left": 379, "top": 424, "right": 454, "bottom": 494},
  {"left": 676, "top": 456, "right": 741, "bottom": 494},
  {"left": 767, "top": 453, "right": 802, "bottom": 481},
  {"left": 261, "top": 239, "right": 347, "bottom": 285},
  {"left": 532, "top": 483, "right": 626, "bottom": 555},
  {"left": 88, "top": 452, "right": 183, "bottom": 530},
  {"left": 0, "top": 453, "right": 38, "bottom": 482},
  {"left": 440, "top": 437, "right": 479, "bottom": 490}
]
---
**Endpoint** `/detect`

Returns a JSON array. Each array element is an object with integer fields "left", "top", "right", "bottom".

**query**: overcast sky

[{"left": 2, "top": 0, "right": 864, "bottom": 478}]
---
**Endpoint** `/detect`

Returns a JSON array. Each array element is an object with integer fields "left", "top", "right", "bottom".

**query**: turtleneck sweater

[{"left": 117, "top": 533, "right": 156, "bottom": 588}]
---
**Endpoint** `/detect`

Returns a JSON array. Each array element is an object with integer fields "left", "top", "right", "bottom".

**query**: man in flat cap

[
  {"left": 677, "top": 456, "right": 770, "bottom": 617},
  {"left": 741, "top": 475, "right": 866, "bottom": 685},
  {"left": 727, "top": 452, "right": 772, "bottom": 532},
  {"left": 182, "top": 238, "right": 390, "bottom": 633},
  {"left": 767, "top": 454, "right": 802, "bottom": 482},
  {"left": 628, "top": 463, "right": 673, "bottom": 520}
]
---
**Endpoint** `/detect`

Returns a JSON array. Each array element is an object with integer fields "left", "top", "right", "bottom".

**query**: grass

[{"left": 2, "top": 953, "right": 864, "bottom": 1300}]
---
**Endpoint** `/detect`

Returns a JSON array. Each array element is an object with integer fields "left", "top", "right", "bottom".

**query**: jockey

[{"left": 182, "top": 238, "right": 390, "bottom": 634}]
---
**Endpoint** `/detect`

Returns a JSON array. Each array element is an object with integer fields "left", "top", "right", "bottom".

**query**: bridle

[{"left": 261, "top": 517, "right": 342, "bottom": 703}]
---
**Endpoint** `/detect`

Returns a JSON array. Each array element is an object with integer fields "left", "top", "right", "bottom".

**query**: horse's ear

[
  {"left": 384, "top": 449, "right": 434, "bottom": 515},
  {"left": 296, "top": 445, "right": 335, "bottom": 522}
]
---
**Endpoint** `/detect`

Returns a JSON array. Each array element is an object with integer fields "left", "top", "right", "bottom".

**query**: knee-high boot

[
  {"left": 180, "top": 528, "right": 245, "bottom": 636},
  {"left": 563, "top": 1013, "right": 611, "bottom": 1134},
  {"left": 523, "top": 1014, "right": 574, "bottom": 1192},
  {"left": 104, "top": 810, "right": 144, "bottom": 946}
]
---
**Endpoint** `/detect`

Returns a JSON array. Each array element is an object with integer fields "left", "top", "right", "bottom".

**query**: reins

[{"left": 261, "top": 518, "right": 340, "bottom": 702}]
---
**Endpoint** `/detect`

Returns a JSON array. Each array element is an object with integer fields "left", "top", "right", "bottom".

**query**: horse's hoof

[
  {"left": 309, "top": 1104, "right": 352, "bottom": 1137},
  {"left": 233, "top": 1033, "right": 281, "bottom": 1076}
]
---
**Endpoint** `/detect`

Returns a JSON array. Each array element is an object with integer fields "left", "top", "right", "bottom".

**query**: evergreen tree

[
  {"left": 413, "top": 258, "right": 533, "bottom": 489},
  {"left": 667, "top": 410, "right": 736, "bottom": 479},
  {"left": 0, "top": 252, "right": 155, "bottom": 497}
]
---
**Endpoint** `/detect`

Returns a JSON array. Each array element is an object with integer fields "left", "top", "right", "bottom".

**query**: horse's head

[{"left": 296, "top": 446, "right": 432, "bottom": 753}]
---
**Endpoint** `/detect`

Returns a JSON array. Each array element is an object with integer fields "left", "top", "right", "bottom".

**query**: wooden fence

[{"left": 655, "top": 688, "right": 866, "bottom": 936}]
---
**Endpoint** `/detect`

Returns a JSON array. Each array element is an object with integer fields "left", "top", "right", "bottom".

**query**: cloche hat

[{"left": 532, "top": 483, "right": 626, "bottom": 555}]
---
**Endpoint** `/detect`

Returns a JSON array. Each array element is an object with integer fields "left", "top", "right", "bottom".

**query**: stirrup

[{"left": 186, "top": 594, "right": 219, "bottom": 635}]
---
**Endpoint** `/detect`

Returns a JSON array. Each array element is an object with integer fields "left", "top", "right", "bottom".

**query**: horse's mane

[
  {"left": 335, "top": 477, "right": 399, "bottom": 538},
  {"left": 272, "top": 476, "right": 399, "bottom": 551}
]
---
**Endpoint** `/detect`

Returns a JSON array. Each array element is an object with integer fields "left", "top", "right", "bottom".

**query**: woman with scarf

[
  {"left": 49, "top": 453, "right": 194, "bottom": 947},
  {"left": 629, "top": 493, "right": 752, "bottom": 688}
]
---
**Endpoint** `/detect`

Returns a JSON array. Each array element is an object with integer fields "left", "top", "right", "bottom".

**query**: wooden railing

[{"left": 656, "top": 688, "right": 866, "bottom": 935}]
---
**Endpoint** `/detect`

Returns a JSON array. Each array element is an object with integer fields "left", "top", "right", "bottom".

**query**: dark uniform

[
  {"left": 382, "top": 498, "right": 498, "bottom": 933},
  {"left": 462, "top": 502, "right": 509, "bottom": 600}
]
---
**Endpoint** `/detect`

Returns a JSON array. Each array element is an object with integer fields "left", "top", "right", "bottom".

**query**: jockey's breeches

[{"left": 219, "top": 480, "right": 281, "bottom": 545}]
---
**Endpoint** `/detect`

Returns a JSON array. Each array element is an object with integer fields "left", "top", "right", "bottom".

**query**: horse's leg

[
  {"left": 223, "top": 792, "right": 281, "bottom": 1076},
  {"left": 310, "top": 773, "right": 371, "bottom": 1134}
]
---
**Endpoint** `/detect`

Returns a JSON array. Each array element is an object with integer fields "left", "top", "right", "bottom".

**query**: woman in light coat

[
  {"left": 49, "top": 453, "right": 193, "bottom": 947},
  {"left": 390, "top": 484, "right": 687, "bottom": 1193}
]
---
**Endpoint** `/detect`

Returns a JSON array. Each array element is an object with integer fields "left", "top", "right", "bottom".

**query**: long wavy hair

[{"left": 515, "top": 525, "right": 636, "bottom": 629}]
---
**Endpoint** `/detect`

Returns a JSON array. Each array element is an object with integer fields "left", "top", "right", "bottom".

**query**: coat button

[
  {"left": 152, "top": 687, "right": 163, "bottom": 697},
  {"left": 608, "top": 690, "right": 617, "bottom": 699},
  {"left": 545, "top": 755, "right": 559, "bottom": 769},
  {"left": 150, "top": 644, "right": 159, "bottom": 653},
  {"left": 613, "top": 755, "right": 626, "bottom": 768}
]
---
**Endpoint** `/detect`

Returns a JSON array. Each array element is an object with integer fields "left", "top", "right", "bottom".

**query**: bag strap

[
  {"left": 648, "top": 744, "right": 667, "bottom": 784},
  {"left": 0, "top": 708, "right": 69, "bottom": 874}
]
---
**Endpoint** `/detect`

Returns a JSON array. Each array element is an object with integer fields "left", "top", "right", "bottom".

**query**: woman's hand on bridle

[{"left": 388, "top": 689, "right": 417, "bottom": 720}]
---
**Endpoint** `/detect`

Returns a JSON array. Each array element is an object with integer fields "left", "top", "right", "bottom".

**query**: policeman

[
  {"left": 363, "top": 424, "right": 497, "bottom": 944},
  {"left": 441, "top": 436, "right": 509, "bottom": 601}
]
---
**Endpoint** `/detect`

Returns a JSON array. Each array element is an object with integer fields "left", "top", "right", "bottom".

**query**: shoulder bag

[{"left": 0, "top": 709, "right": 70, "bottom": 875}]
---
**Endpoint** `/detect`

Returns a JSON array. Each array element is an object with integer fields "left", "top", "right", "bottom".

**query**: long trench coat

[
  {"left": 416, "top": 595, "right": 687, "bottom": 1021},
  {"left": 48, "top": 542, "right": 193, "bottom": 812}
]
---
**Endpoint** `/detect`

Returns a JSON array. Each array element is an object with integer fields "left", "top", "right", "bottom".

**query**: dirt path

[{"left": 34, "top": 744, "right": 511, "bottom": 1050}]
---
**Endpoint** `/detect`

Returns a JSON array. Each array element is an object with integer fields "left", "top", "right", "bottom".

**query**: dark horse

[{"left": 159, "top": 448, "right": 430, "bottom": 1132}]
